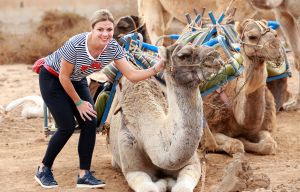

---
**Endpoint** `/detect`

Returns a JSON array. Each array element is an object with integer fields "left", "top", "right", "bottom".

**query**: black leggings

[{"left": 39, "top": 66, "right": 97, "bottom": 170}]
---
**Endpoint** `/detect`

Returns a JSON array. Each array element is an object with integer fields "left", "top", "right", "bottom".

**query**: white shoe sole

[
  {"left": 76, "top": 183, "right": 106, "bottom": 188},
  {"left": 34, "top": 175, "right": 58, "bottom": 189}
]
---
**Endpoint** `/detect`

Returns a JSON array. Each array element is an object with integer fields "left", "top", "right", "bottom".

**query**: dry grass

[{"left": 0, "top": 10, "right": 89, "bottom": 64}]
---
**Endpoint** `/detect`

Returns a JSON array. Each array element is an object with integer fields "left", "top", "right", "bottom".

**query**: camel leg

[
  {"left": 274, "top": 9, "right": 300, "bottom": 109},
  {"left": 138, "top": 0, "right": 166, "bottom": 45},
  {"left": 171, "top": 155, "right": 201, "bottom": 192},
  {"left": 239, "top": 131, "right": 277, "bottom": 155},
  {"left": 117, "top": 125, "right": 167, "bottom": 192},
  {"left": 214, "top": 133, "right": 245, "bottom": 155},
  {"left": 126, "top": 171, "right": 170, "bottom": 192}
]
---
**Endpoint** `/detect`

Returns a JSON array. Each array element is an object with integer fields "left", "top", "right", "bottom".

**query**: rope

[{"left": 224, "top": 0, "right": 236, "bottom": 16}]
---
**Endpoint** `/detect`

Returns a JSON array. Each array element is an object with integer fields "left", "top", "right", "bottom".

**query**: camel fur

[
  {"left": 5, "top": 95, "right": 44, "bottom": 118},
  {"left": 203, "top": 19, "right": 282, "bottom": 155},
  {"left": 248, "top": 0, "right": 300, "bottom": 109},
  {"left": 137, "top": 0, "right": 274, "bottom": 46},
  {"left": 109, "top": 44, "right": 223, "bottom": 192}
]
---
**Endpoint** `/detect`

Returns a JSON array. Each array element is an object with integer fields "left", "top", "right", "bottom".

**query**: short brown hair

[{"left": 90, "top": 9, "right": 115, "bottom": 28}]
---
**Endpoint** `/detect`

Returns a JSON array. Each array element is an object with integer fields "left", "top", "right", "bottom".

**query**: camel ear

[
  {"left": 158, "top": 43, "right": 178, "bottom": 61},
  {"left": 236, "top": 19, "right": 251, "bottom": 35},
  {"left": 158, "top": 46, "right": 168, "bottom": 61},
  {"left": 176, "top": 45, "right": 193, "bottom": 57},
  {"left": 261, "top": 19, "right": 268, "bottom": 26}
]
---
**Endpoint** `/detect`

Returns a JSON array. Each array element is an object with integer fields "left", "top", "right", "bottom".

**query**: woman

[{"left": 34, "top": 9, "right": 163, "bottom": 189}]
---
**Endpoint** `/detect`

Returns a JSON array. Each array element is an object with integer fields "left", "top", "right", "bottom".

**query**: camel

[
  {"left": 248, "top": 0, "right": 300, "bottom": 108},
  {"left": 203, "top": 19, "right": 282, "bottom": 155},
  {"left": 137, "top": 0, "right": 274, "bottom": 45},
  {"left": 108, "top": 44, "right": 223, "bottom": 192},
  {"left": 113, "top": 15, "right": 148, "bottom": 43},
  {"left": 5, "top": 95, "right": 44, "bottom": 118}
]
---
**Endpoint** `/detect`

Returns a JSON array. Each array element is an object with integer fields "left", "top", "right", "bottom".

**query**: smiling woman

[{"left": 33, "top": 8, "right": 164, "bottom": 190}]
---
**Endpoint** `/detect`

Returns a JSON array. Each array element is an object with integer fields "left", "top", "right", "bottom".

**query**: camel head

[
  {"left": 236, "top": 19, "right": 283, "bottom": 65},
  {"left": 113, "top": 15, "right": 146, "bottom": 43},
  {"left": 158, "top": 43, "right": 223, "bottom": 88}
]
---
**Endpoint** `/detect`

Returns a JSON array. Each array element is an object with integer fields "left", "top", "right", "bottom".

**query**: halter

[
  {"left": 169, "top": 44, "right": 222, "bottom": 83},
  {"left": 239, "top": 20, "right": 271, "bottom": 49},
  {"left": 169, "top": 44, "right": 217, "bottom": 71}
]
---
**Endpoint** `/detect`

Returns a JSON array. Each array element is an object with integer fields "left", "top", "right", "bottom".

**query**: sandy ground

[{"left": 0, "top": 61, "right": 299, "bottom": 192}]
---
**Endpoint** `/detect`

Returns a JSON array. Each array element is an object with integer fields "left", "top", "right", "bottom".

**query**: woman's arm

[
  {"left": 59, "top": 58, "right": 96, "bottom": 121},
  {"left": 114, "top": 58, "right": 164, "bottom": 83}
]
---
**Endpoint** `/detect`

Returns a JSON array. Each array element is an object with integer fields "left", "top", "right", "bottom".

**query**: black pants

[{"left": 39, "top": 66, "right": 97, "bottom": 170}]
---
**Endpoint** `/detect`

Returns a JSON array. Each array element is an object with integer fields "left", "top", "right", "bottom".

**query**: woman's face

[{"left": 91, "top": 20, "right": 114, "bottom": 46}]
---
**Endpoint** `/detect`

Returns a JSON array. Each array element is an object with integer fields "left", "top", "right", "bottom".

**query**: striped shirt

[{"left": 44, "top": 32, "right": 125, "bottom": 81}]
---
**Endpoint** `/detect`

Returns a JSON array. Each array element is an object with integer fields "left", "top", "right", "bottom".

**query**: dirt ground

[
  {"left": 0, "top": 59, "right": 299, "bottom": 192},
  {"left": 0, "top": 0, "right": 299, "bottom": 191}
]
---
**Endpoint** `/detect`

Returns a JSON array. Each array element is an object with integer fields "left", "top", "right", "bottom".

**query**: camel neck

[
  {"left": 166, "top": 81, "right": 203, "bottom": 132},
  {"left": 233, "top": 56, "right": 267, "bottom": 127},
  {"left": 242, "top": 56, "right": 268, "bottom": 94}
]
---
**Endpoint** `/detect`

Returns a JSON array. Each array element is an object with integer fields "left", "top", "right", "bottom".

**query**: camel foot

[
  {"left": 258, "top": 139, "right": 277, "bottom": 155},
  {"left": 239, "top": 137, "right": 277, "bottom": 155},
  {"left": 171, "top": 181, "right": 194, "bottom": 192},
  {"left": 224, "top": 139, "right": 245, "bottom": 155},
  {"left": 155, "top": 179, "right": 168, "bottom": 192}
]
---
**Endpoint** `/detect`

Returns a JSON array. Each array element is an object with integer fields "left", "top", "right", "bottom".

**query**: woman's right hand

[{"left": 76, "top": 100, "right": 97, "bottom": 121}]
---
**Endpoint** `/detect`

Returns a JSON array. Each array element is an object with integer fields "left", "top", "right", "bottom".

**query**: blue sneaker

[
  {"left": 76, "top": 171, "right": 106, "bottom": 188},
  {"left": 34, "top": 166, "right": 58, "bottom": 188}
]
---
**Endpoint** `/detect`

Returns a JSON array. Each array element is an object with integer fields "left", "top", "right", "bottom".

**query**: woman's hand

[
  {"left": 76, "top": 100, "right": 97, "bottom": 121},
  {"left": 153, "top": 59, "right": 164, "bottom": 73}
]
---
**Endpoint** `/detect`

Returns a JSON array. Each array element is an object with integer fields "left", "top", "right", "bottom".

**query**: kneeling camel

[
  {"left": 109, "top": 44, "right": 222, "bottom": 192},
  {"left": 204, "top": 19, "right": 282, "bottom": 155}
]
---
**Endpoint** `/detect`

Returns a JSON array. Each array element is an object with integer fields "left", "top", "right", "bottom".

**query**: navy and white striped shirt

[{"left": 44, "top": 32, "right": 125, "bottom": 81}]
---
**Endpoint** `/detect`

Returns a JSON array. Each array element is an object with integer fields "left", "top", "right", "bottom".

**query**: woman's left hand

[{"left": 154, "top": 59, "right": 165, "bottom": 72}]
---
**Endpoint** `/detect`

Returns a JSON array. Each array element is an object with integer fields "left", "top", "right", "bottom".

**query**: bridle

[
  {"left": 169, "top": 44, "right": 218, "bottom": 71},
  {"left": 239, "top": 20, "right": 272, "bottom": 50},
  {"left": 169, "top": 44, "right": 222, "bottom": 83}
]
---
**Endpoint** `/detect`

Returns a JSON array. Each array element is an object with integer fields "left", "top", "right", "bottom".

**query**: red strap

[{"left": 44, "top": 64, "right": 59, "bottom": 77}]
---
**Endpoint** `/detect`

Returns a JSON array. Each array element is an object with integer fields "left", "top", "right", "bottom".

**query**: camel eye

[{"left": 248, "top": 35, "right": 258, "bottom": 40}]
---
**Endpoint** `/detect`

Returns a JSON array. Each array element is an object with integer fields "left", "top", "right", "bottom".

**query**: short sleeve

[
  {"left": 113, "top": 42, "right": 126, "bottom": 60},
  {"left": 59, "top": 40, "right": 76, "bottom": 64}
]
